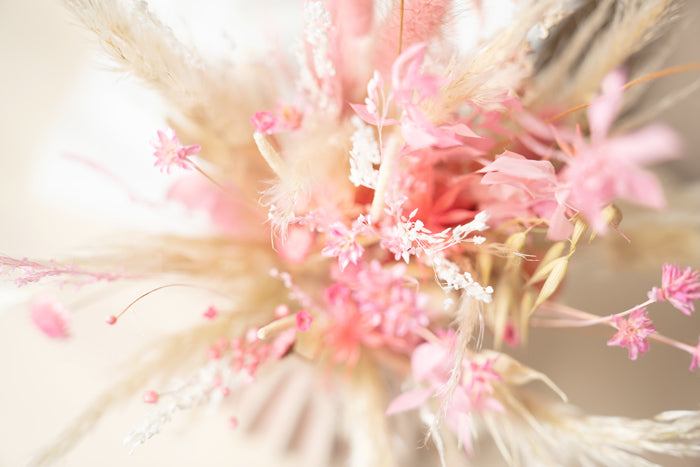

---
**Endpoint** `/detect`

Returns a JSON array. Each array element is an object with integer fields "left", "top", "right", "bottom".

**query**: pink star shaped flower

[
  {"left": 607, "top": 308, "right": 655, "bottom": 360},
  {"left": 562, "top": 70, "right": 681, "bottom": 234},
  {"left": 151, "top": 128, "right": 200, "bottom": 173},
  {"left": 321, "top": 222, "right": 364, "bottom": 270},
  {"left": 648, "top": 263, "right": 700, "bottom": 315}
]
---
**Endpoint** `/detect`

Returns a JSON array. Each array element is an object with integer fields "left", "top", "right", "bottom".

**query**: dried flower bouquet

[{"left": 5, "top": 0, "right": 700, "bottom": 466}]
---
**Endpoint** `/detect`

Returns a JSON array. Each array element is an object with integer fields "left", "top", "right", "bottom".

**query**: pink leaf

[
  {"left": 479, "top": 152, "right": 556, "bottom": 182},
  {"left": 385, "top": 388, "right": 433, "bottom": 415},
  {"left": 604, "top": 124, "right": 681, "bottom": 166},
  {"left": 588, "top": 69, "right": 626, "bottom": 142},
  {"left": 348, "top": 102, "right": 397, "bottom": 126},
  {"left": 411, "top": 341, "right": 449, "bottom": 382}
]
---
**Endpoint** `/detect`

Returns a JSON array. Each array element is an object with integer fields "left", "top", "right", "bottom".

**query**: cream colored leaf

[
  {"left": 529, "top": 257, "right": 568, "bottom": 315},
  {"left": 485, "top": 351, "right": 568, "bottom": 402},
  {"left": 527, "top": 241, "right": 566, "bottom": 286},
  {"left": 569, "top": 217, "right": 588, "bottom": 253}
]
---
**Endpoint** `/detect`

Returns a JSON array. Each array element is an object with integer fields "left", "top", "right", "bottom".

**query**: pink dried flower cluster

[
  {"left": 206, "top": 327, "right": 296, "bottom": 384},
  {"left": 387, "top": 332, "right": 504, "bottom": 452},
  {"left": 250, "top": 103, "right": 304, "bottom": 135},
  {"left": 7, "top": 1, "right": 700, "bottom": 465},
  {"left": 607, "top": 308, "right": 655, "bottom": 360},
  {"left": 0, "top": 255, "right": 122, "bottom": 287},
  {"left": 649, "top": 263, "right": 700, "bottom": 315},
  {"left": 151, "top": 128, "right": 200, "bottom": 173}
]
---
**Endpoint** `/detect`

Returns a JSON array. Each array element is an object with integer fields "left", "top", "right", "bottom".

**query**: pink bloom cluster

[
  {"left": 607, "top": 308, "right": 655, "bottom": 360},
  {"left": 321, "top": 221, "right": 365, "bottom": 270},
  {"left": 479, "top": 70, "right": 679, "bottom": 240},
  {"left": 322, "top": 261, "right": 430, "bottom": 367},
  {"left": 151, "top": 128, "right": 200, "bottom": 173},
  {"left": 206, "top": 327, "right": 296, "bottom": 384},
  {"left": 13, "top": 2, "right": 699, "bottom": 461},
  {"left": 599, "top": 263, "right": 699, "bottom": 365},
  {"left": 0, "top": 255, "right": 122, "bottom": 287},
  {"left": 387, "top": 332, "right": 504, "bottom": 453},
  {"left": 250, "top": 102, "right": 303, "bottom": 135},
  {"left": 649, "top": 263, "right": 700, "bottom": 315}
]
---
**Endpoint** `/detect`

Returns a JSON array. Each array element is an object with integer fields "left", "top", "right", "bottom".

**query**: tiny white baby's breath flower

[{"left": 349, "top": 116, "right": 381, "bottom": 188}]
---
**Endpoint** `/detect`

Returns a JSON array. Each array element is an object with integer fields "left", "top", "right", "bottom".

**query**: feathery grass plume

[
  {"left": 62, "top": 0, "right": 276, "bottom": 192},
  {"left": 426, "top": 0, "right": 567, "bottom": 122},
  {"left": 6, "top": 0, "right": 700, "bottom": 465},
  {"left": 372, "top": 0, "right": 454, "bottom": 74},
  {"left": 31, "top": 312, "right": 247, "bottom": 466},
  {"left": 482, "top": 393, "right": 700, "bottom": 467},
  {"left": 527, "top": 0, "right": 679, "bottom": 114}
]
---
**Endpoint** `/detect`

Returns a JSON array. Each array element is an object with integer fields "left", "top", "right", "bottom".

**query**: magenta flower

[
  {"left": 151, "top": 128, "right": 200, "bottom": 173},
  {"left": 607, "top": 308, "right": 655, "bottom": 360},
  {"left": 648, "top": 263, "right": 700, "bottom": 315}
]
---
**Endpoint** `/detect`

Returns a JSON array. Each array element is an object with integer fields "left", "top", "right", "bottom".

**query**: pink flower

[
  {"left": 274, "top": 103, "right": 303, "bottom": 131},
  {"left": 321, "top": 222, "right": 364, "bottom": 270},
  {"left": 276, "top": 225, "right": 315, "bottom": 264},
  {"left": 250, "top": 111, "right": 278, "bottom": 134},
  {"left": 561, "top": 70, "right": 680, "bottom": 233},
  {"left": 322, "top": 261, "right": 430, "bottom": 368},
  {"left": 607, "top": 308, "right": 655, "bottom": 360},
  {"left": 152, "top": 128, "right": 200, "bottom": 173},
  {"left": 690, "top": 337, "right": 700, "bottom": 371},
  {"left": 30, "top": 296, "right": 70, "bottom": 339},
  {"left": 202, "top": 305, "right": 218, "bottom": 320},
  {"left": 391, "top": 43, "right": 441, "bottom": 107},
  {"left": 387, "top": 333, "right": 504, "bottom": 453},
  {"left": 364, "top": 70, "right": 384, "bottom": 116},
  {"left": 648, "top": 263, "right": 700, "bottom": 315},
  {"left": 296, "top": 310, "right": 313, "bottom": 331}
]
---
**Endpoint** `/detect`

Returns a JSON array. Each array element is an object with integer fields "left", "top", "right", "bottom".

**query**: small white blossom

[
  {"left": 296, "top": 2, "right": 337, "bottom": 114},
  {"left": 431, "top": 255, "right": 493, "bottom": 303},
  {"left": 349, "top": 116, "right": 381, "bottom": 188}
]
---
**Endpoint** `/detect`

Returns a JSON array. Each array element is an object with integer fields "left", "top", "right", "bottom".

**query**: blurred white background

[{"left": 1, "top": 0, "right": 700, "bottom": 466}]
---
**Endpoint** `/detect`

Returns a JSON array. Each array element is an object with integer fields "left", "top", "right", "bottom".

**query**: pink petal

[
  {"left": 546, "top": 200, "right": 574, "bottom": 241},
  {"left": 276, "top": 226, "right": 315, "bottom": 264},
  {"left": 167, "top": 175, "right": 262, "bottom": 237},
  {"left": 391, "top": 43, "right": 428, "bottom": 97},
  {"left": 400, "top": 108, "right": 461, "bottom": 149},
  {"left": 411, "top": 342, "right": 448, "bottom": 382},
  {"left": 588, "top": 69, "right": 626, "bottom": 142},
  {"left": 348, "top": 102, "right": 398, "bottom": 126},
  {"left": 604, "top": 124, "right": 681, "bottom": 166},
  {"left": 30, "top": 296, "right": 70, "bottom": 339},
  {"left": 615, "top": 168, "right": 666, "bottom": 210},
  {"left": 480, "top": 152, "right": 556, "bottom": 181},
  {"left": 385, "top": 388, "right": 433, "bottom": 415}
]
